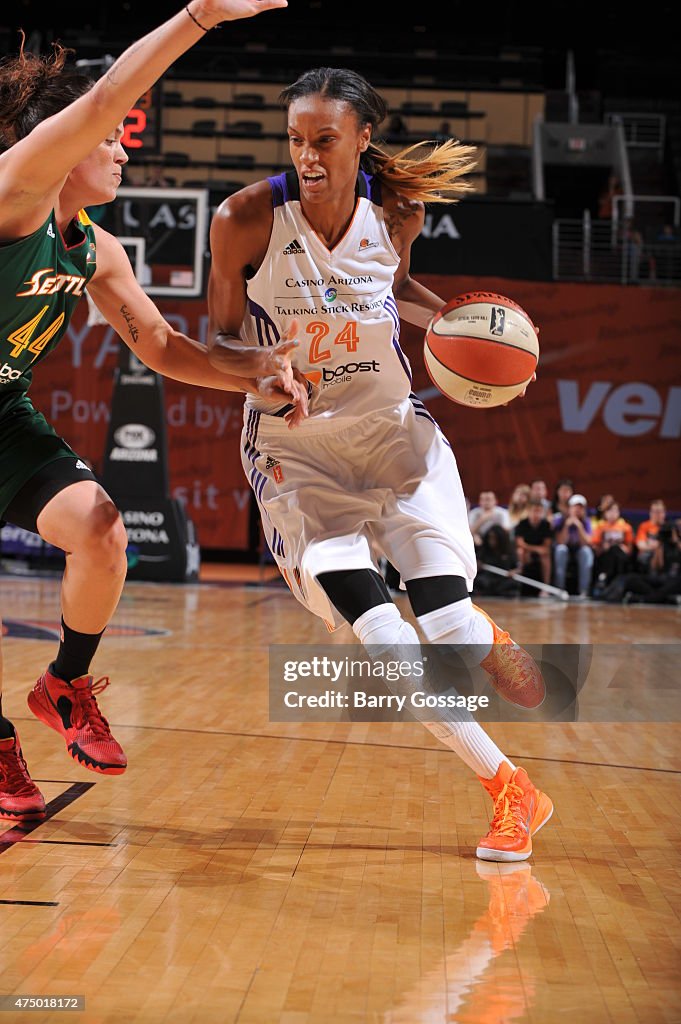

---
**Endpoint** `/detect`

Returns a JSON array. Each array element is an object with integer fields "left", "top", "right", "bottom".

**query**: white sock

[
  {"left": 352, "top": 603, "right": 512, "bottom": 779},
  {"left": 424, "top": 719, "right": 513, "bottom": 778},
  {"left": 417, "top": 599, "right": 494, "bottom": 666},
  {"left": 353, "top": 603, "right": 415, "bottom": 649}
]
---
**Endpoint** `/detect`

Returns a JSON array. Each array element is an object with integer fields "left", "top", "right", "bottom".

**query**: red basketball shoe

[
  {"left": 473, "top": 603, "right": 545, "bottom": 709},
  {"left": 0, "top": 731, "right": 46, "bottom": 822},
  {"left": 28, "top": 669, "right": 127, "bottom": 775},
  {"left": 476, "top": 762, "right": 553, "bottom": 862}
]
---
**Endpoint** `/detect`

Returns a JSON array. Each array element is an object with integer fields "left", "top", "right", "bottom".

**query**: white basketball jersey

[{"left": 242, "top": 170, "right": 413, "bottom": 428}]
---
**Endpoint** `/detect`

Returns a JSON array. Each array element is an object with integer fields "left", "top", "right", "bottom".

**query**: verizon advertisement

[{"left": 22, "top": 280, "right": 681, "bottom": 552}]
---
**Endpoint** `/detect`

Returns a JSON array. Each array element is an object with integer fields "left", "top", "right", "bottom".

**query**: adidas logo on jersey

[
  {"left": 75, "top": 460, "right": 90, "bottom": 471},
  {"left": 282, "top": 239, "right": 305, "bottom": 255},
  {"left": 46, "top": 223, "right": 55, "bottom": 238}
]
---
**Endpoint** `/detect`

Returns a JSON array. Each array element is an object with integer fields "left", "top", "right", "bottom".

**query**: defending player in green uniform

[{"left": 0, "top": 0, "right": 306, "bottom": 821}]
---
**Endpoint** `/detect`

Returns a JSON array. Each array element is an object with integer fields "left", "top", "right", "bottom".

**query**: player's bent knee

[{"left": 78, "top": 503, "right": 128, "bottom": 566}]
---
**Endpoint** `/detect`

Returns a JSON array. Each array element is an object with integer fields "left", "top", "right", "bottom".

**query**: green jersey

[{"left": 0, "top": 208, "right": 97, "bottom": 417}]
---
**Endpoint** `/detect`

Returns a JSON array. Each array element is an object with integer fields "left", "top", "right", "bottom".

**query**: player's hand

[
  {"left": 504, "top": 324, "right": 539, "bottom": 405},
  {"left": 257, "top": 319, "right": 301, "bottom": 394},
  {"left": 284, "top": 371, "right": 310, "bottom": 429},
  {"left": 502, "top": 371, "right": 536, "bottom": 406},
  {"left": 197, "top": 0, "right": 287, "bottom": 28},
  {"left": 518, "top": 370, "right": 537, "bottom": 399},
  {"left": 254, "top": 321, "right": 307, "bottom": 425},
  {"left": 519, "top": 325, "right": 540, "bottom": 398},
  {"left": 256, "top": 365, "right": 309, "bottom": 426}
]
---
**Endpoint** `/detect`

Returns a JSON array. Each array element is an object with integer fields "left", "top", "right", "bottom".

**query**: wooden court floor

[{"left": 0, "top": 569, "right": 679, "bottom": 1023}]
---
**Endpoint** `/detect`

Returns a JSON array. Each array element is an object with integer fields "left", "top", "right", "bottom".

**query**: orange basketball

[{"left": 424, "top": 291, "right": 539, "bottom": 408}]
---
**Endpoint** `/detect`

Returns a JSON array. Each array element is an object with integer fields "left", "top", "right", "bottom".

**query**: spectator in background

[
  {"left": 621, "top": 219, "right": 655, "bottom": 282},
  {"left": 551, "top": 478, "right": 574, "bottom": 518},
  {"left": 603, "top": 516, "right": 681, "bottom": 605},
  {"left": 654, "top": 223, "right": 680, "bottom": 280},
  {"left": 553, "top": 493, "right": 594, "bottom": 598},
  {"left": 472, "top": 524, "right": 518, "bottom": 597},
  {"left": 469, "top": 490, "right": 511, "bottom": 549},
  {"left": 514, "top": 499, "right": 554, "bottom": 597},
  {"left": 597, "top": 174, "right": 623, "bottom": 219},
  {"left": 507, "top": 483, "right": 531, "bottom": 531},
  {"left": 636, "top": 499, "right": 667, "bottom": 571},
  {"left": 656, "top": 222, "right": 679, "bottom": 242},
  {"left": 591, "top": 501, "right": 634, "bottom": 594},
  {"left": 529, "top": 479, "right": 551, "bottom": 515},
  {"left": 592, "top": 493, "right": 616, "bottom": 528}
]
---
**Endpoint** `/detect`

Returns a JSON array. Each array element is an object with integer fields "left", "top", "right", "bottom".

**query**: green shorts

[{"left": 0, "top": 396, "right": 88, "bottom": 519}]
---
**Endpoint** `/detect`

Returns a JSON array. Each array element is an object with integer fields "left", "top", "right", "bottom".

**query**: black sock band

[
  {"left": 405, "top": 575, "right": 470, "bottom": 617},
  {"left": 51, "top": 617, "right": 105, "bottom": 682}
]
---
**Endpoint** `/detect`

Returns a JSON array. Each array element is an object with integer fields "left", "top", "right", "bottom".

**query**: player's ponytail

[
  {"left": 0, "top": 33, "right": 93, "bottom": 153},
  {"left": 362, "top": 138, "right": 478, "bottom": 204}
]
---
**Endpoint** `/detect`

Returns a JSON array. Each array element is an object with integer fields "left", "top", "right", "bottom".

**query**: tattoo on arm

[
  {"left": 385, "top": 203, "right": 417, "bottom": 241},
  {"left": 104, "top": 38, "right": 146, "bottom": 86},
  {"left": 120, "top": 304, "right": 139, "bottom": 344}
]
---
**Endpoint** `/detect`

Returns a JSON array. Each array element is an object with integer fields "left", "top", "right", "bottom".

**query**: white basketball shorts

[{"left": 241, "top": 397, "right": 477, "bottom": 630}]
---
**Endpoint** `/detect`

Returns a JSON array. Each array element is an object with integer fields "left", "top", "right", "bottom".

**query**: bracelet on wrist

[{"left": 185, "top": 5, "right": 211, "bottom": 32}]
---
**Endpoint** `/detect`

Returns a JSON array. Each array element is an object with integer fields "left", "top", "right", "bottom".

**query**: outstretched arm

[
  {"left": 87, "top": 226, "right": 263, "bottom": 394},
  {"left": 0, "top": 0, "right": 287, "bottom": 238}
]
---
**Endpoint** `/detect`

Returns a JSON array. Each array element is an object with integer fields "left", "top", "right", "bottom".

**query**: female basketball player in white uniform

[{"left": 207, "top": 68, "right": 553, "bottom": 861}]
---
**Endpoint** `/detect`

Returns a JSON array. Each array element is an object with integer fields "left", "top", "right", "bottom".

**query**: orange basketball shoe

[
  {"left": 473, "top": 603, "right": 545, "bottom": 709},
  {"left": 0, "top": 731, "right": 46, "bottom": 822},
  {"left": 476, "top": 761, "right": 553, "bottom": 862},
  {"left": 28, "top": 669, "right": 127, "bottom": 775}
]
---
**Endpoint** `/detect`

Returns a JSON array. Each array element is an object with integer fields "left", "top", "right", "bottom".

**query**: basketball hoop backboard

[{"left": 98, "top": 186, "right": 208, "bottom": 297}]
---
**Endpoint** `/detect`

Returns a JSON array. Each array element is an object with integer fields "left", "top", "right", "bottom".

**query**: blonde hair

[{"left": 365, "top": 138, "right": 478, "bottom": 204}]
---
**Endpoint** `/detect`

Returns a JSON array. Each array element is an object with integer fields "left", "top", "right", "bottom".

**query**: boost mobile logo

[{"left": 321, "top": 360, "right": 380, "bottom": 385}]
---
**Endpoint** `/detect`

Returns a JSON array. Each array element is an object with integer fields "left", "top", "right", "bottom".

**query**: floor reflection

[{"left": 385, "top": 861, "right": 550, "bottom": 1023}]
